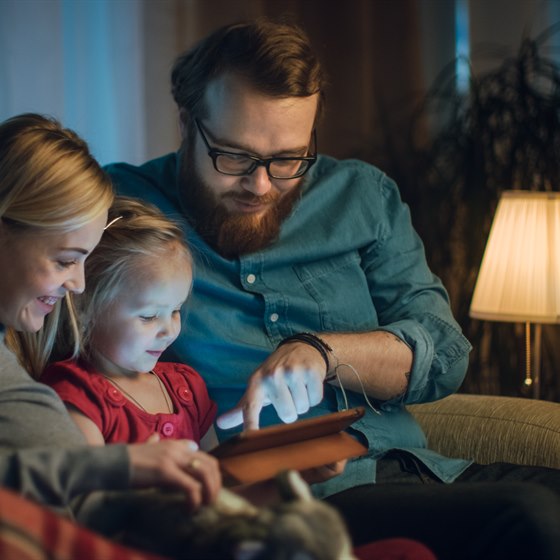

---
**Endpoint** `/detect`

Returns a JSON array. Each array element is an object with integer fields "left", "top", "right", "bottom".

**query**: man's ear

[{"left": 178, "top": 108, "right": 190, "bottom": 140}]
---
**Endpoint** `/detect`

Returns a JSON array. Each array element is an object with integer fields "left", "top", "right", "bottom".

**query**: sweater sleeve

[
  {"left": 0, "top": 340, "right": 131, "bottom": 507},
  {"left": 0, "top": 444, "right": 130, "bottom": 507}
]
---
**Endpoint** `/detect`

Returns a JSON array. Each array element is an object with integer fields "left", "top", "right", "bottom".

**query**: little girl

[{"left": 42, "top": 196, "right": 218, "bottom": 449}]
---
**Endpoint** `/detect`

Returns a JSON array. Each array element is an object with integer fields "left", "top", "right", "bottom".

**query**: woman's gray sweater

[{"left": 0, "top": 327, "right": 130, "bottom": 508}]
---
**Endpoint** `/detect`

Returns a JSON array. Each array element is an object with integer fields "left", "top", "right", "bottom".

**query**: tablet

[{"left": 210, "top": 407, "right": 367, "bottom": 486}]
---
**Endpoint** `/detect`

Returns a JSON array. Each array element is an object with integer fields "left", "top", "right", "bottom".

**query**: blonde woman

[{"left": 0, "top": 114, "right": 220, "bottom": 514}]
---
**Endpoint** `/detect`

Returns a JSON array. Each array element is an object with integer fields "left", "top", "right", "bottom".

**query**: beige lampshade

[{"left": 470, "top": 190, "right": 560, "bottom": 324}]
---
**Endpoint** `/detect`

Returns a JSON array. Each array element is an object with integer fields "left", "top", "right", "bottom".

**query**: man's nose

[{"left": 241, "top": 165, "right": 273, "bottom": 196}]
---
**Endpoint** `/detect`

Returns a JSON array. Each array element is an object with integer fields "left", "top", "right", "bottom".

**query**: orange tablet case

[{"left": 210, "top": 407, "right": 368, "bottom": 486}]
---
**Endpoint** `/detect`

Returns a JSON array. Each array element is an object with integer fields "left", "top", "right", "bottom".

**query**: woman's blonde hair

[
  {"left": 0, "top": 113, "right": 114, "bottom": 377},
  {"left": 69, "top": 196, "right": 192, "bottom": 367}
]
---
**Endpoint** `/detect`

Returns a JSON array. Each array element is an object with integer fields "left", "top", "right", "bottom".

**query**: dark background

[
  {"left": 2, "top": 0, "right": 559, "bottom": 400},
  {"left": 164, "top": 0, "right": 560, "bottom": 401}
]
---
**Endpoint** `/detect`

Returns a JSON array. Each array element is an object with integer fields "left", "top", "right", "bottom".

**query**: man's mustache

[{"left": 221, "top": 191, "right": 279, "bottom": 206}]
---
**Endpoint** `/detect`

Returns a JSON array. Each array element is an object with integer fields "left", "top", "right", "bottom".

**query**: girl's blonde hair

[
  {"left": 0, "top": 113, "right": 114, "bottom": 377},
  {"left": 70, "top": 196, "right": 193, "bottom": 366}
]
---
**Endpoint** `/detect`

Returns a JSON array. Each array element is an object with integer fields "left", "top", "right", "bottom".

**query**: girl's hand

[{"left": 127, "top": 439, "right": 221, "bottom": 511}]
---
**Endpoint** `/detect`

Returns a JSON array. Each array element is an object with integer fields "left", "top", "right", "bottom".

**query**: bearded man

[{"left": 107, "top": 18, "right": 560, "bottom": 560}]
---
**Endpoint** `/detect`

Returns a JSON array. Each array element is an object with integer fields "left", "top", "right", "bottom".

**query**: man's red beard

[{"left": 178, "top": 146, "right": 302, "bottom": 259}]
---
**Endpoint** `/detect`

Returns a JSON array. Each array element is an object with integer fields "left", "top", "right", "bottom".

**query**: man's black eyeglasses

[{"left": 195, "top": 119, "right": 317, "bottom": 180}]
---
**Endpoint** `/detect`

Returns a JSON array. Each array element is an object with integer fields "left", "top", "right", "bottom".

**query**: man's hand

[
  {"left": 216, "top": 342, "right": 327, "bottom": 430},
  {"left": 232, "top": 460, "right": 347, "bottom": 506},
  {"left": 299, "top": 459, "right": 347, "bottom": 485}
]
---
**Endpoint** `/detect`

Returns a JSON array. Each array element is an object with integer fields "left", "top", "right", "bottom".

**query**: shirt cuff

[{"left": 377, "top": 316, "right": 472, "bottom": 404}]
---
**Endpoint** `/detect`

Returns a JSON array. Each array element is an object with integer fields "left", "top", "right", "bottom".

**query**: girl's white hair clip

[{"left": 104, "top": 216, "right": 124, "bottom": 230}]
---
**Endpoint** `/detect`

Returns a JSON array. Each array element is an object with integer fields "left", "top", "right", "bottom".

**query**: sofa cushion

[{"left": 408, "top": 394, "right": 560, "bottom": 468}]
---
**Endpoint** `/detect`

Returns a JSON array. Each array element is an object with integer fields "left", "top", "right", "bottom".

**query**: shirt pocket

[{"left": 293, "top": 253, "right": 378, "bottom": 331}]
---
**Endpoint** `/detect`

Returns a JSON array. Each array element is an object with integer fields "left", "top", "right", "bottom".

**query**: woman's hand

[{"left": 127, "top": 439, "right": 221, "bottom": 511}]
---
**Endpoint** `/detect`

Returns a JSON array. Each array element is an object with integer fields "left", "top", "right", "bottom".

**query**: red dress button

[
  {"left": 162, "top": 422, "right": 175, "bottom": 437},
  {"left": 176, "top": 385, "right": 193, "bottom": 404},
  {"left": 105, "top": 386, "right": 125, "bottom": 406}
]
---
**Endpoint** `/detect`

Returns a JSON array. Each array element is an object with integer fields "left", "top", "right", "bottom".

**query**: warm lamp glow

[
  {"left": 470, "top": 191, "right": 560, "bottom": 324},
  {"left": 470, "top": 190, "right": 560, "bottom": 399}
]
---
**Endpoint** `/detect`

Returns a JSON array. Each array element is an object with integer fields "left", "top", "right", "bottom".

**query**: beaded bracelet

[{"left": 277, "top": 332, "right": 333, "bottom": 376}]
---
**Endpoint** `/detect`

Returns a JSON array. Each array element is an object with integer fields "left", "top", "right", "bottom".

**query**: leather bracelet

[{"left": 277, "top": 332, "right": 333, "bottom": 375}]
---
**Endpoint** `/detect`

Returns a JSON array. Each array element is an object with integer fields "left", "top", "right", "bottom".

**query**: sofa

[{"left": 408, "top": 393, "right": 560, "bottom": 469}]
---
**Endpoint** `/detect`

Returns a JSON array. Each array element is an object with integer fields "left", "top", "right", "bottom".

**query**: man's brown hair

[{"left": 171, "top": 18, "right": 327, "bottom": 126}]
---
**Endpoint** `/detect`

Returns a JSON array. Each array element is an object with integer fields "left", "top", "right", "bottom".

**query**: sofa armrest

[{"left": 407, "top": 394, "right": 560, "bottom": 468}]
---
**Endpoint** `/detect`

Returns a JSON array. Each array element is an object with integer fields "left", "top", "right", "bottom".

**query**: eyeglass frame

[{"left": 194, "top": 119, "right": 317, "bottom": 180}]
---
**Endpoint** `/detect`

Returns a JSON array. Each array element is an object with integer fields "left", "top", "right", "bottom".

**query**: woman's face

[{"left": 0, "top": 212, "right": 107, "bottom": 332}]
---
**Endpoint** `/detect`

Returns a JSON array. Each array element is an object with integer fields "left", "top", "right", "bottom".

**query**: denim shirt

[{"left": 107, "top": 153, "right": 473, "bottom": 497}]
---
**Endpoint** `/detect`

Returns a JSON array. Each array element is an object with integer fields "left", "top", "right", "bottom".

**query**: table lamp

[{"left": 469, "top": 190, "right": 560, "bottom": 399}]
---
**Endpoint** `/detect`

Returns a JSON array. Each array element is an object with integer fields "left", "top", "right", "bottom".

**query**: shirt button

[
  {"left": 270, "top": 313, "right": 279, "bottom": 322},
  {"left": 162, "top": 422, "right": 175, "bottom": 437},
  {"left": 246, "top": 274, "right": 256, "bottom": 284}
]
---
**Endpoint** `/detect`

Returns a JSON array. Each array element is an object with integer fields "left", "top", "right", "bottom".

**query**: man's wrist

[{"left": 277, "top": 332, "right": 333, "bottom": 378}]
